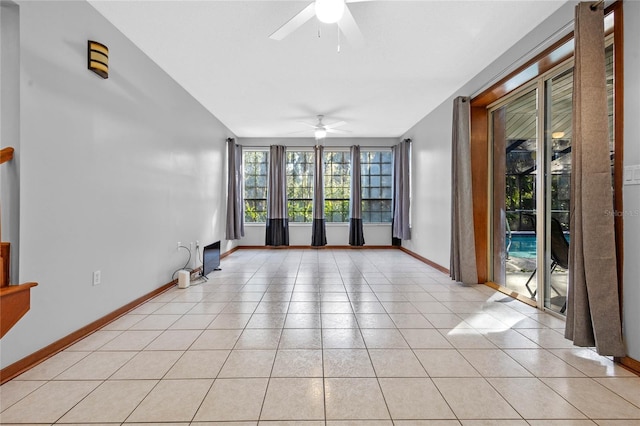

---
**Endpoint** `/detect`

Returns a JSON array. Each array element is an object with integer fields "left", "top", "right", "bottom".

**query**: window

[
  {"left": 361, "top": 151, "right": 393, "bottom": 222},
  {"left": 244, "top": 148, "right": 393, "bottom": 224},
  {"left": 324, "top": 151, "right": 350, "bottom": 222},
  {"left": 243, "top": 150, "right": 268, "bottom": 223},
  {"left": 286, "top": 151, "right": 314, "bottom": 222}
]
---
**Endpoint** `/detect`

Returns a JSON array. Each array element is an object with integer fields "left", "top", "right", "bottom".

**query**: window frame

[
  {"left": 242, "top": 148, "right": 269, "bottom": 224},
  {"left": 286, "top": 149, "right": 315, "bottom": 223},
  {"left": 361, "top": 149, "right": 393, "bottom": 223},
  {"left": 323, "top": 149, "right": 351, "bottom": 223}
]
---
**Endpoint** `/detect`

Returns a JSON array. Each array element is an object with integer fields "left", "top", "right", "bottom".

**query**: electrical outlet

[
  {"left": 177, "top": 241, "right": 181, "bottom": 251},
  {"left": 93, "top": 270, "right": 101, "bottom": 286},
  {"left": 196, "top": 240, "right": 200, "bottom": 249}
]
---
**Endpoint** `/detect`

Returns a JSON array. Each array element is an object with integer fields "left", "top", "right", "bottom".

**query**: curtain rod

[{"left": 591, "top": 0, "right": 604, "bottom": 10}]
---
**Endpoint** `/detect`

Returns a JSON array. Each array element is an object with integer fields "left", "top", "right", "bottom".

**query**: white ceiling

[{"left": 88, "top": 0, "right": 567, "bottom": 138}]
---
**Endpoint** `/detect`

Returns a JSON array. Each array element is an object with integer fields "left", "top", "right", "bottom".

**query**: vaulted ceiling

[{"left": 89, "top": 0, "right": 568, "bottom": 138}]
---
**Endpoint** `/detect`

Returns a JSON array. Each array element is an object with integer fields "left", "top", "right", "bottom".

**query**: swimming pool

[
  {"left": 507, "top": 233, "right": 570, "bottom": 258},
  {"left": 508, "top": 234, "right": 537, "bottom": 258}
]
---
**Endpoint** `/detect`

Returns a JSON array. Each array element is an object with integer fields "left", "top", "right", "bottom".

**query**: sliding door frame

[
  {"left": 470, "top": 2, "right": 624, "bottom": 309},
  {"left": 486, "top": 59, "right": 578, "bottom": 311}
]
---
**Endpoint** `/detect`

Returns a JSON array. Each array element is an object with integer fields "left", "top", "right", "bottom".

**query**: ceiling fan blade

[
  {"left": 325, "top": 120, "right": 347, "bottom": 129},
  {"left": 296, "top": 121, "right": 319, "bottom": 129},
  {"left": 337, "top": 6, "right": 364, "bottom": 48},
  {"left": 326, "top": 128, "right": 351, "bottom": 134},
  {"left": 269, "top": 2, "right": 316, "bottom": 41}
]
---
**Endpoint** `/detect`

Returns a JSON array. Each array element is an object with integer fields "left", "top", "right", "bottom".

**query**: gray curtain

[
  {"left": 392, "top": 139, "right": 411, "bottom": 240},
  {"left": 265, "top": 145, "right": 289, "bottom": 246},
  {"left": 450, "top": 97, "right": 478, "bottom": 284},
  {"left": 225, "top": 138, "right": 244, "bottom": 240},
  {"left": 349, "top": 145, "right": 365, "bottom": 246},
  {"left": 311, "top": 145, "right": 327, "bottom": 246},
  {"left": 564, "top": 2, "right": 624, "bottom": 356}
]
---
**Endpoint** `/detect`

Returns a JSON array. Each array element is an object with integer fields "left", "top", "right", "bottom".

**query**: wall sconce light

[{"left": 88, "top": 40, "right": 109, "bottom": 79}]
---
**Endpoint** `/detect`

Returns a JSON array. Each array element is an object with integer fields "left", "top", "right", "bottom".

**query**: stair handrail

[{"left": 0, "top": 147, "right": 14, "bottom": 165}]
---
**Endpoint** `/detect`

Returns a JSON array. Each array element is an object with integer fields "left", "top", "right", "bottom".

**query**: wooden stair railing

[
  {"left": 0, "top": 282, "right": 38, "bottom": 338},
  {"left": 0, "top": 147, "right": 14, "bottom": 165},
  {"left": 1, "top": 147, "right": 38, "bottom": 339}
]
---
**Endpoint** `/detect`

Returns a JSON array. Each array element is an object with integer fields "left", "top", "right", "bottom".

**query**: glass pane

[
  {"left": 324, "top": 151, "right": 350, "bottom": 223},
  {"left": 361, "top": 150, "right": 393, "bottom": 222},
  {"left": 543, "top": 67, "right": 572, "bottom": 314},
  {"left": 492, "top": 87, "right": 538, "bottom": 296},
  {"left": 243, "top": 150, "right": 269, "bottom": 223},
  {"left": 606, "top": 43, "right": 615, "bottom": 173},
  {"left": 286, "top": 151, "right": 314, "bottom": 222}
]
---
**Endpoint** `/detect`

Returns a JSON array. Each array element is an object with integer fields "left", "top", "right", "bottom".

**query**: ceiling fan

[
  {"left": 269, "top": 0, "right": 368, "bottom": 48},
  {"left": 295, "top": 115, "right": 350, "bottom": 140}
]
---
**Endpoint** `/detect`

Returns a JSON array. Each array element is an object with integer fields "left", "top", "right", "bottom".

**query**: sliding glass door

[
  {"left": 491, "top": 71, "right": 572, "bottom": 315},
  {"left": 490, "top": 41, "right": 613, "bottom": 315}
]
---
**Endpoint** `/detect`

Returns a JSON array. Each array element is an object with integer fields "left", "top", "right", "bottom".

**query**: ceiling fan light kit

[
  {"left": 314, "top": 128, "right": 327, "bottom": 140},
  {"left": 315, "top": 0, "right": 345, "bottom": 24},
  {"left": 292, "top": 115, "right": 350, "bottom": 140},
  {"left": 269, "top": 0, "right": 364, "bottom": 48}
]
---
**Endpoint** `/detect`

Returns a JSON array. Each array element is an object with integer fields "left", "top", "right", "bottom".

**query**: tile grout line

[
  {"left": 384, "top": 267, "right": 463, "bottom": 423},
  {"left": 124, "top": 256, "right": 253, "bottom": 424},
  {"left": 254, "top": 254, "right": 300, "bottom": 423},
  {"left": 355, "top": 257, "right": 397, "bottom": 422}
]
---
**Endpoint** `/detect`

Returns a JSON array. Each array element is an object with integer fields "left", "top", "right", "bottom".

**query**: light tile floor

[{"left": 1, "top": 248, "right": 640, "bottom": 425}]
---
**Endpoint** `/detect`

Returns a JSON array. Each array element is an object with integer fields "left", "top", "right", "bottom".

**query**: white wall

[
  {"left": 623, "top": 0, "right": 640, "bottom": 363},
  {"left": 0, "top": 1, "right": 235, "bottom": 368},
  {"left": 242, "top": 223, "right": 392, "bottom": 246},
  {"left": 400, "top": 2, "right": 577, "bottom": 270},
  {"left": 238, "top": 137, "right": 397, "bottom": 247},
  {"left": 0, "top": 1, "right": 21, "bottom": 284},
  {"left": 400, "top": 104, "right": 453, "bottom": 268}
]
